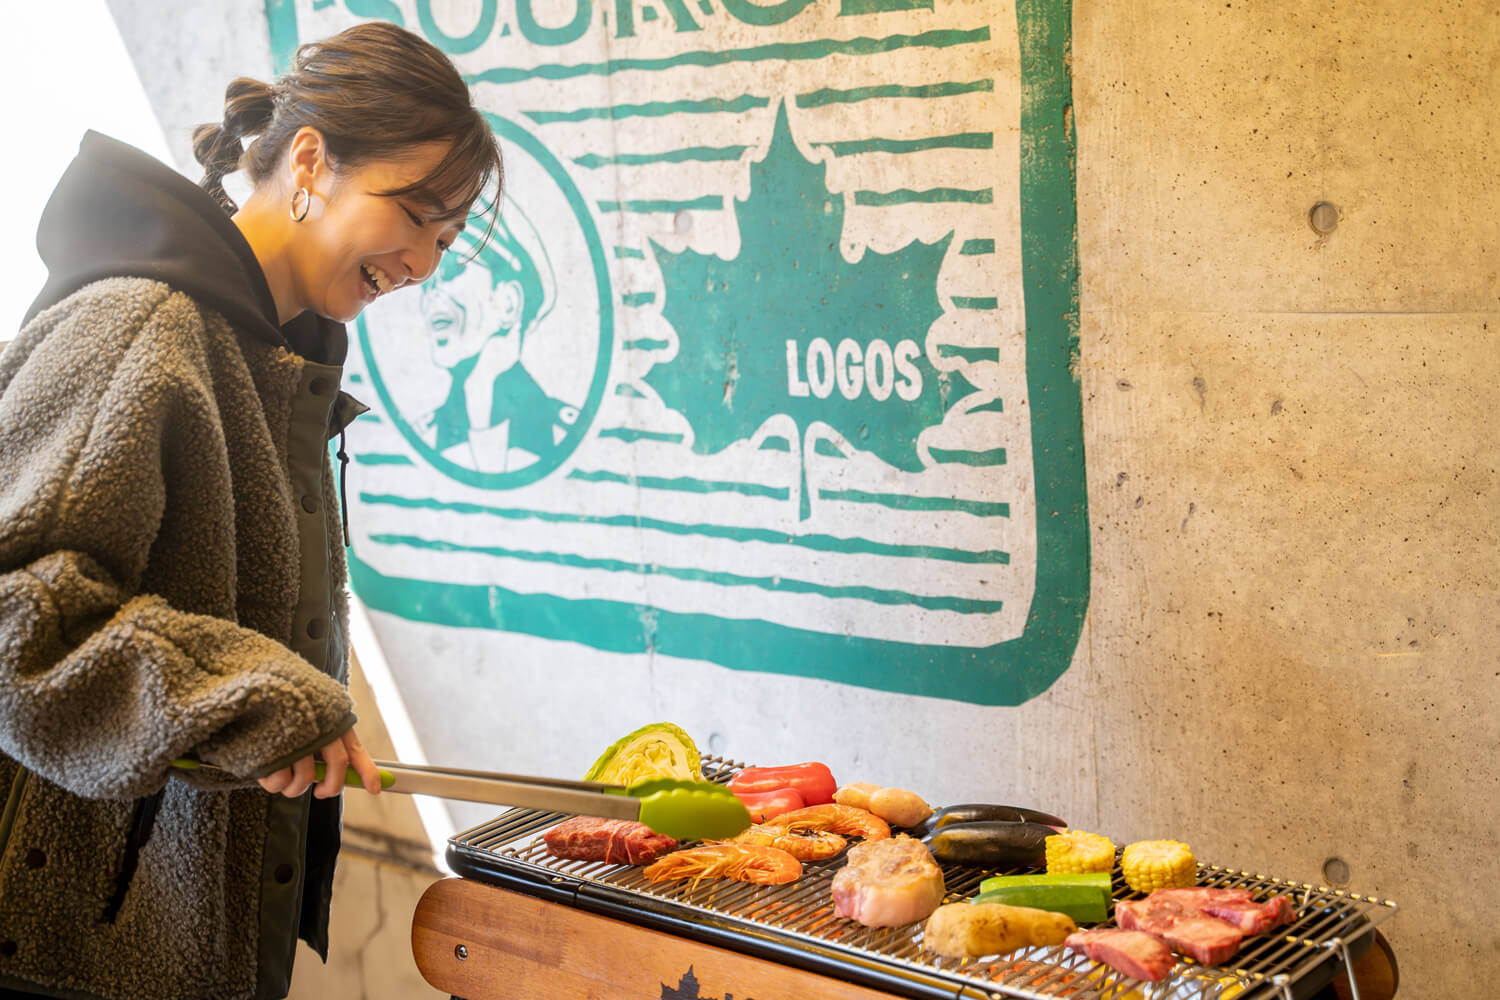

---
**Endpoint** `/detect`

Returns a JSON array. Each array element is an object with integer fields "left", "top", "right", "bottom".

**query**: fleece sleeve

[{"left": 0, "top": 280, "right": 355, "bottom": 801}]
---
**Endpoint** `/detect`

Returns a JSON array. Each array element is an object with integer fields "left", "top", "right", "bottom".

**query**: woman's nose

[{"left": 406, "top": 241, "right": 443, "bottom": 284}]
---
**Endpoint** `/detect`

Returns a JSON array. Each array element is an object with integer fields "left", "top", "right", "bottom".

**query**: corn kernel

[
  {"left": 1121, "top": 840, "right": 1197, "bottom": 893},
  {"left": 1045, "top": 830, "right": 1116, "bottom": 875}
]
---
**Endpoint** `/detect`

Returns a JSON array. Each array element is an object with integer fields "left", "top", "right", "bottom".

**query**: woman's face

[{"left": 291, "top": 142, "right": 468, "bottom": 323}]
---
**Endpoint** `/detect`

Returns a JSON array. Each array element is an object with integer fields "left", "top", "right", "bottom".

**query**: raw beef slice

[
  {"left": 1115, "top": 897, "right": 1242, "bottom": 966},
  {"left": 543, "top": 816, "right": 678, "bottom": 865},
  {"left": 1065, "top": 929, "right": 1175, "bottom": 982}
]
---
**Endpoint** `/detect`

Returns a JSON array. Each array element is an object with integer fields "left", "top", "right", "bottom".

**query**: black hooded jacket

[
  {"left": 0, "top": 131, "right": 366, "bottom": 999},
  {"left": 27, "top": 130, "right": 344, "bottom": 364}
]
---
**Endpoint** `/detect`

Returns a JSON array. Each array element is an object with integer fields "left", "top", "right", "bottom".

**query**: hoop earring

[{"left": 289, "top": 187, "right": 311, "bottom": 223}]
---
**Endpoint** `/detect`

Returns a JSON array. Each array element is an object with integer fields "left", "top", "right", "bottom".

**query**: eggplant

[
  {"left": 910, "top": 803, "right": 1068, "bottom": 839},
  {"left": 921, "top": 821, "right": 1054, "bottom": 869}
]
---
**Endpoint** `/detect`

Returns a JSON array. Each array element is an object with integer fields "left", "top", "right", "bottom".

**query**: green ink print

[
  {"left": 600, "top": 196, "right": 724, "bottom": 213},
  {"left": 648, "top": 103, "right": 971, "bottom": 519},
  {"left": 371, "top": 534, "right": 1001, "bottom": 614},
  {"left": 271, "top": 0, "right": 1092, "bottom": 706},
  {"left": 840, "top": 0, "right": 934, "bottom": 14},
  {"left": 353, "top": 113, "right": 614, "bottom": 491},
  {"left": 527, "top": 96, "right": 770, "bottom": 124},
  {"left": 854, "top": 187, "right": 993, "bottom": 206},
  {"left": 361, "top": 492, "right": 1008, "bottom": 563},
  {"left": 720, "top": 0, "right": 816, "bottom": 27},
  {"left": 597, "top": 428, "right": 685, "bottom": 444},
  {"left": 568, "top": 469, "right": 789, "bottom": 499},
  {"left": 796, "top": 79, "right": 993, "bottom": 108},
  {"left": 819, "top": 132, "right": 993, "bottom": 157},
  {"left": 817, "top": 489, "right": 1009, "bottom": 518},
  {"left": 515, "top": 0, "right": 592, "bottom": 46},
  {"left": 938, "top": 344, "right": 1000, "bottom": 363},
  {"left": 575, "top": 145, "right": 750, "bottom": 168},
  {"left": 463, "top": 28, "right": 990, "bottom": 86},
  {"left": 417, "top": 0, "right": 495, "bottom": 53},
  {"left": 929, "top": 446, "right": 1007, "bottom": 466}
]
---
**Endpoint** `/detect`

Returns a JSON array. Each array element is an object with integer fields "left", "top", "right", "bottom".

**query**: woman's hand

[{"left": 258, "top": 727, "right": 382, "bottom": 798}]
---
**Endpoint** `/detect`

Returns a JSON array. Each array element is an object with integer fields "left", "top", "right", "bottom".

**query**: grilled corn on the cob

[
  {"left": 1044, "top": 829, "right": 1116, "bottom": 875},
  {"left": 1121, "top": 840, "right": 1197, "bottom": 893}
]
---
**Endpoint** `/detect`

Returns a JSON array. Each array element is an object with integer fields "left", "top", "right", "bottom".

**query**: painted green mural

[
  {"left": 271, "top": 0, "right": 1088, "bottom": 705},
  {"left": 650, "top": 105, "right": 976, "bottom": 520}
]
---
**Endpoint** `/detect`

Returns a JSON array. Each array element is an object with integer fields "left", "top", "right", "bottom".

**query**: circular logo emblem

[{"left": 356, "top": 113, "right": 613, "bottom": 490}]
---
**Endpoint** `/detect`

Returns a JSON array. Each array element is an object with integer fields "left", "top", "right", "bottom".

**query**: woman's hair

[{"left": 192, "top": 21, "right": 501, "bottom": 237}]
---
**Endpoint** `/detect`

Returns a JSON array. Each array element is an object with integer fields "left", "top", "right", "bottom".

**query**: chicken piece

[
  {"left": 923, "top": 902, "right": 1077, "bottom": 959},
  {"left": 831, "top": 834, "right": 945, "bottom": 927}
]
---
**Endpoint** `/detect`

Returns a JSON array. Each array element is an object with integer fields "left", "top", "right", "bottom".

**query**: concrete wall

[
  {"left": 1073, "top": 2, "right": 1498, "bottom": 988},
  {"left": 101, "top": 1, "right": 1500, "bottom": 996}
]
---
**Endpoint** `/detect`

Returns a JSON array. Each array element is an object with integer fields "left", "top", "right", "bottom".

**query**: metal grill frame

[{"left": 447, "top": 757, "right": 1397, "bottom": 1000}]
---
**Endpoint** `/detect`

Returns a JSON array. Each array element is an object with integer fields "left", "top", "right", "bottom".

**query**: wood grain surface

[{"left": 411, "top": 877, "right": 901, "bottom": 999}]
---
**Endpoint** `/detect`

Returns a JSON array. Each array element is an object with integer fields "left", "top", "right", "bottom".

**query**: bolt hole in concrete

[
  {"left": 1309, "top": 201, "right": 1340, "bottom": 235},
  {"left": 1322, "top": 856, "right": 1351, "bottom": 887}
]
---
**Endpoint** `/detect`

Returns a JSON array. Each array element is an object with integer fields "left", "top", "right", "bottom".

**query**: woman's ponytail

[{"left": 192, "top": 77, "right": 275, "bottom": 214}]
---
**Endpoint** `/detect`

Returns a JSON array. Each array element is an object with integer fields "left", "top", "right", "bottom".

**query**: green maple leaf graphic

[{"left": 648, "top": 103, "right": 975, "bottom": 519}]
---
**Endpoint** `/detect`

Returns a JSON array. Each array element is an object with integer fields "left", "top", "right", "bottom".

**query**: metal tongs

[{"left": 172, "top": 758, "right": 751, "bottom": 841}]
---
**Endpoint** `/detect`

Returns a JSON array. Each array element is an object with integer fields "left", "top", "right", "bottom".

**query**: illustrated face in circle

[{"left": 419, "top": 262, "right": 523, "bottom": 373}]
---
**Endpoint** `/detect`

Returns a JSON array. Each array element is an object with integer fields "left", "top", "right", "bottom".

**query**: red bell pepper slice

[
  {"left": 732, "top": 786, "right": 806, "bottom": 823},
  {"left": 727, "top": 762, "right": 837, "bottom": 807}
]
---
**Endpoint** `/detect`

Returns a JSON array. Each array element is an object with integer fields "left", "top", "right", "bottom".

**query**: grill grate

[{"left": 448, "top": 756, "right": 1396, "bottom": 1000}]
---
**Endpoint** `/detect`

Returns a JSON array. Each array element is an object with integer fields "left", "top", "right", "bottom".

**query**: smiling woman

[
  {"left": 195, "top": 22, "right": 502, "bottom": 329},
  {"left": 0, "top": 20, "right": 499, "bottom": 1000}
]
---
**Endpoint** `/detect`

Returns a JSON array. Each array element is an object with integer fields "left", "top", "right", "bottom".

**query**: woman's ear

[{"left": 287, "top": 126, "right": 333, "bottom": 200}]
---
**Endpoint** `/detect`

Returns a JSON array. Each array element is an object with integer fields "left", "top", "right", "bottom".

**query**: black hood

[{"left": 25, "top": 131, "right": 345, "bottom": 363}]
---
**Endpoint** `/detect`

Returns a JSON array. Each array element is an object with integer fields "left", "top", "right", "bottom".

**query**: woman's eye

[
  {"left": 403, "top": 206, "right": 424, "bottom": 226},
  {"left": 438, "top": 241, "right": 453, "bottom": 254}
]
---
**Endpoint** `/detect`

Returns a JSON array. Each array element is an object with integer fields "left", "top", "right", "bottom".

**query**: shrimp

[
  {"left": 762, "top": 803, "right": 892, "bottom": 841},
  {"left": 720, "top": 824, "right": 848, "bottom": 861},
  {"left": 642, "top": 844, "right": 802, "bottom": 889}
]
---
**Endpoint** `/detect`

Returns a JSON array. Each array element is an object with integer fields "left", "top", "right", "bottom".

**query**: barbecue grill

[{"left": 419, "top": 756, "right": 1397, "bottom": 1000}]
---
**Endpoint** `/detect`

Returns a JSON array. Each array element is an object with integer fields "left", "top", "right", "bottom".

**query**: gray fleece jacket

[{"left": 0, "top": 132, "right": 366, "bottom": 999}]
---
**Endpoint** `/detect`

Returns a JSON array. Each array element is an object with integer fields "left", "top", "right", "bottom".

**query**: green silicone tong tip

[{"left": 611, "top": 778, "right": 751, "bottom": 842}]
